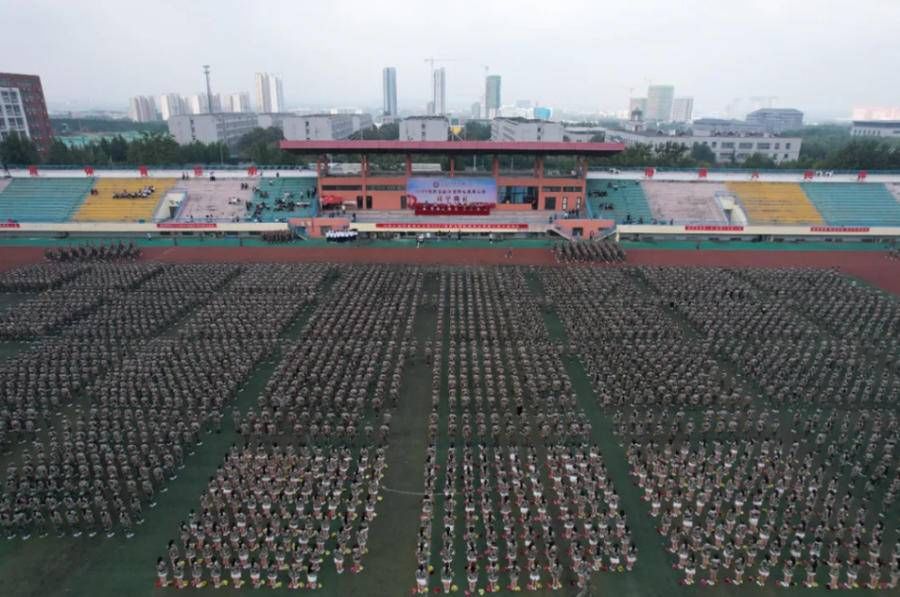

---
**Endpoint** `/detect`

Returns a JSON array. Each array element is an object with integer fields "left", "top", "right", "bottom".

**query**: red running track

[{"left": 1, "top": 246, "right": 896, "bottom": 295}]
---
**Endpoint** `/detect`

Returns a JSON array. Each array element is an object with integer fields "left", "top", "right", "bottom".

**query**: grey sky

[{"left": 2, "top": 0, "right": 898, "bottom": 119}]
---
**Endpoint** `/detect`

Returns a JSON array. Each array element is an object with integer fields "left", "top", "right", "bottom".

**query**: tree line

[{"left": 3, "top": 123, "right": 900, "bottom": 170}]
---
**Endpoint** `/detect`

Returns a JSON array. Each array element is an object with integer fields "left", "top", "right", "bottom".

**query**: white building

[
  {"left": 851, "top": 120, "right": 900, "bottom": 138},
  {"left": 671, "top": 97, "right": 694, "bottom": 123},
  {"left": 257, "top": 113, "right": 293, "bottom": 130},
  {"left": 382, "top": 67, "right": 398, "bottom": 117},
  {"left": 604, "top": 128, "right": 802, "bottom": 163},
  {"left": 645, "top": 85, "right": 675, "bottom": 121},
  {"left": 431, "top": 68, "right": 446, "bottom": 115},
  {"left": 350, "top": 113, "right": 374, "bottom": 133},
  {"left": 490, "top": 118, "right": 564, "bottom": 142},
  {"left": 227, "top": 92, "right": 252, "bottom": 113},
  {"left": 746, "top": 108, "right": 803, "bottom": 133},
  {"left": 167, "top": 113, "right": 259, "bottom": 147},
  {"left": 255, "top": 72, "right": 284, "bottom": 113},
  {"left": 157, "top": 94, "right": 186, "bottom": 121},
  {"left": 0, "top": 87, "right": 29, "bottom": 141},
  {"left": 399, "top": 116, "right": 449, "bottom": 141},
  {"left": 282, "top": 114, "right": 354, "bottom": 140},
  {"left": 128, "top": 96, "right": 159, "bottom": 122},
  {"left": 186, "top": 93, "right": 222, "bottom": 115}
]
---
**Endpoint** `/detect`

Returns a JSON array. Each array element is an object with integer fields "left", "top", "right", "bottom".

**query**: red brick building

[{"left": 0, "top": 72, "right": 53, "bottom": 157}]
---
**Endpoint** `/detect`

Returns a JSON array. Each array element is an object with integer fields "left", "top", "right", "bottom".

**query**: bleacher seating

[
  {"left": 0, "top": 179, "right": 10, "bottom": 194},
  {"left": 889, "top": 183, "right": 900, "bottom": 204},
  {"left": 642, "top": 181, "right": 728, "bottom": 224},
  {"left": 725, "top": 182, "right": 824, "bottom": 225},
  {"left": 248, "top": 177, "right": 317, "bottom": 222},
  {"left": 174, "top": 178, "right": 252, "bottom": 222},
  {"left": 0, "top": 178, "right": 94, "bottom": 222},
  {"left": 801, "top": 183, "right": 900, "bottom": 227},
  {"left": 74, "top": 178, "right": 174, "bottom": 222},
  {"left": 586, "top": 179, "right": 652, "bottom": 223}
]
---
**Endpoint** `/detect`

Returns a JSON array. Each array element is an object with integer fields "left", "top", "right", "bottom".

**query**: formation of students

[
  {"left": 45, "top": 242, "right": 141, "bottom": 263},
  {"left": 0, "top": 263, "right": 327, "bottom": 540},
  {"left": 554, "top": 239, "right": 625, "bottom": 263},
  {"left": 541, "top": 265, "right": 899, "bottom": 590},
  {"left": 158, "top": 266, "right": 421, "bottom": 588},
  {"left": 415, "top": 269, "right": 634, "bottom": 594}
]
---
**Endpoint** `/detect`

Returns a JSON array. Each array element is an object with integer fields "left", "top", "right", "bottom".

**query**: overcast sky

[{"left": 2, "top": 0, "right": 898, "bottom": 119}]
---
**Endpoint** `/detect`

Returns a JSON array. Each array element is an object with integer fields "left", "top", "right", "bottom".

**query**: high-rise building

[
  {"left": 746, "top": 108, "right": 803, "bottom": 133},
  {"left": 255, "top": 73, "right": 285, "bottom": 113},
  {"left": 432, "top": 68, "right": 446, "bottom": 116},
  {"left": 628, "top": 97, "right": 647, "bottom": 117},
  {"left": 471, "top": 102, "right": 482, "bottom": 119},
  {"left": 128, "top": 95, "right": 159, "bottom": 122},
  {"left": 485, "top": 75, "right": 501, "bottom": 119},
  {"left": 671, "top": 97, "right": 694, "bottom": 123},
  {"left": 158, "top": 93, "right": 186, "bottom": 120},
  {"left": 382, "top": 67, "right": 398, "bottom": 117},
  {"left": 227, "top": 92, "right": 252, "bottom": 113},
  {"left": 645, "top": 85, "right": 675, "bottom": 121},
  {"left": 187, "top": 93, "right": 222, "bottom": 114},
  {"left": 0, "top": 72, "right": 52, "bottom": 156}
]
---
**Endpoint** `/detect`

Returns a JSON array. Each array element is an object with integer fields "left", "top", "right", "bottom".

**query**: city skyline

[{"left": 3, "top": 0, "right": 899, "bottom": 120}]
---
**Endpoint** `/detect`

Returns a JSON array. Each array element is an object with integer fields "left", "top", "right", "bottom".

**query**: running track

[{"left": 1, "top": 246, "right": 896, "bottom": 296}]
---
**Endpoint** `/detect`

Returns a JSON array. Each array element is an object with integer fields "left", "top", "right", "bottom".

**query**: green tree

[
  {"left": 0, "top": 131, "right": 41, "bottom": 165},
  {"left": 464, "top": 121, "right": 491, "bottom": 140},
  {"left": 742, "top": 153, "right": 777, "bottom": 169},
  {"left": 46, "top": 139, "right": 74, "bottom": 165},
  {"left": 690, "top": 143, "right": 716, "bottom": 164}
]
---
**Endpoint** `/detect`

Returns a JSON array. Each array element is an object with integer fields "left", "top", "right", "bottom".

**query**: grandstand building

[
  {"left": 281, "top": 141, "right": 622, "bottom": 222},
  {"left": 0, "top": 72, "right": 53, "bottom": 156}
]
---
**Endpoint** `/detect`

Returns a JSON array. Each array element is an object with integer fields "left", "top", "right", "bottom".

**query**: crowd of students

[
  {"left": 555, "top": 239, "right": 626, "bottom": 263},
  {"left": 413, "top": 269, "right": 634, "bottom": 594},
  {"left": 541, "top": 265, "right": 900, "bottom": 589},
  {"left": 0, "top": 264, "right": 328, "bottom": 542}
]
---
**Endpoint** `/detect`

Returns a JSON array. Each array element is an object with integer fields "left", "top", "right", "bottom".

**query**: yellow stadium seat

[
  {"left": 726, "top": 182, "right": 824, "bottom": 225},
  {"left": 73, "top": 178, "right": 176, "bottom": 222}
]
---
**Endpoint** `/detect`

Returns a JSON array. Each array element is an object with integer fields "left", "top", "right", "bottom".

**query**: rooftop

[{"left": 279, "top": 140, "right": 625, "bottom": 155}]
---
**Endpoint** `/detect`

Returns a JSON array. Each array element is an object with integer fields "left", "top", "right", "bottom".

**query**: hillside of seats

[
  {"left": 173, "top": 178, "right": 252, "bottom": 223},
  {"left": 74, "top": 178, "right": 174, "bottom": 222},
  {"left": 0, "top": 178, "right": 94, "bottom": 222},
  {"left": 726, "top": 182, "right": 824, "bottom": 225},
  {"left": 247, "top": 177, "right": 317, "bottom": 222},
  {"left": 802, "top": 182, "right": 900, "bottom": 226},
  {"left": 642, "top": 181, "right": 729, "bottom": 224},
  {"left": 586, "top": 179, "right": 652, "bottom": 223}
]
